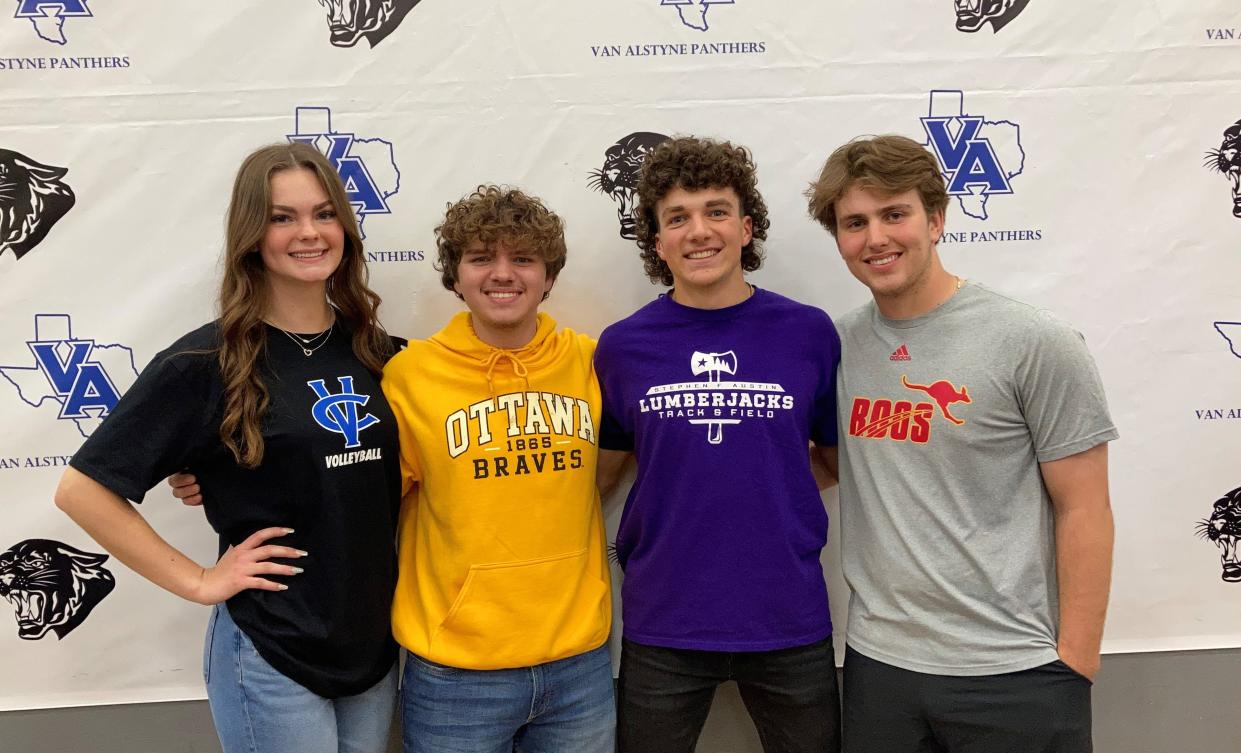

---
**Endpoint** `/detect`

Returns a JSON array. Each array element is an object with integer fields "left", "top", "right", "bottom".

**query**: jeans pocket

[
  {"left": 406, "top": 650, "right": 463, "bottom": 677},
  {"left": 202, "top": 605, "right": 221, "bottom": 684},
  {"left": 1049, "top": 659, "right": 1093, "bottom": 685}
]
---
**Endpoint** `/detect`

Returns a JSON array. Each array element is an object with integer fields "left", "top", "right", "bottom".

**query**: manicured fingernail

[
  {"left": 278, "top": 584, "right": 289, "bottom": 591},
  {"left": 284, "top": 528, "right": 295, "bottom": 534},
  {"left": 296, "top": 550, "right": 308, "bottom": 557},
  {"left": 291, "top": 567, "right": 304, "bottom": 574}
]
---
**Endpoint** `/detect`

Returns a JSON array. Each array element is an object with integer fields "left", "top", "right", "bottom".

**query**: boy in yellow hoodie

[{"left": 381, "top": 186, "right": 613, "bottom": 753}]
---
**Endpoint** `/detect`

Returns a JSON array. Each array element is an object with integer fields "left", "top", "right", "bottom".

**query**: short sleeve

[
  {"left": 808, "top": 314, "right": 841, "bottom": 448},
  {"left": 69, "top": 352, "right": 214, "bottom": 503},
  {"left": 598, "top": 407, "right": 633, "bottom": 452},
  {"left": 593, "top": 331, "right": 634, "bottom": 452},
  {"left": 1016, "top": 312, "right": 1118, "bottom": 463}
]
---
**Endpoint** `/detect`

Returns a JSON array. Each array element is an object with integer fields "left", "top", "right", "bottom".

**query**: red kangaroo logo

[{"left": 901, "top": 375, "right": 970, "bottom": 425}]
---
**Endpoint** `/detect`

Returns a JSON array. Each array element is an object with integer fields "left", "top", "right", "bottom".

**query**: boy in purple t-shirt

[{"left": 595, "top": 136, "right": 842, "bottom": 753}]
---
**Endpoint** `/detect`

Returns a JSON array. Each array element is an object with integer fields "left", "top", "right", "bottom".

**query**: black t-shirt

[{"left": 70, "top": 321, "right": 401, "bottom": 698}]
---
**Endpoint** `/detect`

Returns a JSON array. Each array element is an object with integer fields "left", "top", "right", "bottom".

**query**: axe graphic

[{"left": 688, "top": 350, "right": 739, "bottom": 444}]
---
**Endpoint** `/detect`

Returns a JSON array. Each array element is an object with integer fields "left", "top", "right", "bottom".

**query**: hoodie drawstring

[{"left": 482, "top": 349, "right": 531, "bottom": 396}]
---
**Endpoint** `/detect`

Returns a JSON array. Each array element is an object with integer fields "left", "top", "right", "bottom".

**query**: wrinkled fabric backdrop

[{"left": 1, "top": 0, "right": 1239, "bottom": 710}]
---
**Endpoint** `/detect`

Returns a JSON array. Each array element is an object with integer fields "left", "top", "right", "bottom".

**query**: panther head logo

[
  {"left": 588, "top": 131, "right": 670, "bottom": 239},
  {"left": 954, "top": 0, "right": 1031, "bottom": 33},
  {"left": 0, "top": 148, "right": 76, "bottom": 261},
  {"left": 315, "top": 0, "right": 424, "bottom": 48},
  {"left": 1196, "top": 486, "right": 1241, "bottom": 583},
  {"left": 0, "top": 539, "right": 115, "bottom": 640},
  {"left": 1203, "top": 120, "right": 1241, "bottom": 218}
]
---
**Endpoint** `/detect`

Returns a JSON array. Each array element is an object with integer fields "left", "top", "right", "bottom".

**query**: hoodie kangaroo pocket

[{"left": 431, "top": 548, "right": 609, "bottom": 668}]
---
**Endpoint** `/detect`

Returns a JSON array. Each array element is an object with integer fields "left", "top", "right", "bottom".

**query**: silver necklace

[{"left": 270, "top": 320, "right": 334, "bottom": 357}]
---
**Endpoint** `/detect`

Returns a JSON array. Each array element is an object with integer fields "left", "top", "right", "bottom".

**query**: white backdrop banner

[{"left": 1, "top": 0, "right": 1239, "bottom": 710}]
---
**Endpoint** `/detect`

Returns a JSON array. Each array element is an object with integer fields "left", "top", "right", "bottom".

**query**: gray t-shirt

[{"left": 836, "top": 283, "right": 1118, "bottom": 676}]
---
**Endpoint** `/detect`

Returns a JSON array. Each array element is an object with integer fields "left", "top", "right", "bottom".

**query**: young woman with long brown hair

[{"left": 54, "top": 142, "right": 402, "bottom": 753}]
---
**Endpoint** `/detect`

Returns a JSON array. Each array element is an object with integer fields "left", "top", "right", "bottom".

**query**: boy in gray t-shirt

[{"left": 806, "top": 135, "right": 1116, "bottom": 753}]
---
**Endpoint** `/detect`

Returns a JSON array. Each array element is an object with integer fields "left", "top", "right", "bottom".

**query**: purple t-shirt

[{"left": 596, "top": 288, "right": 841, "bottom": 651}]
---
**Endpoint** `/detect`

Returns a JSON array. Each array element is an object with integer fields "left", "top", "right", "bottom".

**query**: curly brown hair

[
  {"left": 633, "top": 136, "right": 769, "bottom": 287},
  {"left": 435, "top": 185, "right": 567, "bottom": 296},
  {"left": 806, "top": 135, "right": 950, "bottom": 237}
]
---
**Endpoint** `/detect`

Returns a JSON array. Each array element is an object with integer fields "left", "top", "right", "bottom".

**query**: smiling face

[
  {"left": 654, "top": 185, "right": 753, "bottom": 307},
  {"left": 454, "top": 239, "right": 554, "bottom": 348},
  {"left": 258, "top": 168, "right": 345, "bottom": 294},
  {"left": 834, "top": 184, "right": 949, "bottom": 318}
]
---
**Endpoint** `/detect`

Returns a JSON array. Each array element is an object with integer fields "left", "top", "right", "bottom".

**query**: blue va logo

[
  {"left": 287, "top": 106, "right": 401, "bottom": 239},
  {"left": 13, "top": 0, "right": 92, "bottom": 45},
  {"left": 921, "top": 90, "right": 1025, "bottom": 221},
  {"left": 0, "top": 314, "right": 138, "bottom": 438},
  {"left": 661, "top": 0, "right": 734, "bottom": 32},
  {"left": 307, "top": 377, "right": 380, "bottom": 449}
]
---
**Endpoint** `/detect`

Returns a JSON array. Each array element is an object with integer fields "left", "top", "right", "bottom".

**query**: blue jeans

[
  {"left": 203, "top": 604, "right": 398, "bottom": 753},
  {"left": 401, "top": 645, "right": 616, "bottom": 753}
]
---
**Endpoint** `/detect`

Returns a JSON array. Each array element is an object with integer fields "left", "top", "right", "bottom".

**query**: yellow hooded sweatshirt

[{"left": 381, "top": 312, "right": 611, "bottom": 669}]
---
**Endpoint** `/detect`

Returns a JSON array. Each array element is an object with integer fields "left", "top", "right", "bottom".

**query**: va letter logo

[
  {"left": 308, "top": 376, "right": 380, "bottom": 449},
  {"left": 0, "top": 315, "right": 138, "bottom": 437},
  {"left": 13, "top": 0, "right": 92, "bottom": 45},
  {"left": 921, "top": 89, "right": 1025, "bottom": 221},
  {"left": 287, "top": 107, "right": 401, "bottom": 239}
]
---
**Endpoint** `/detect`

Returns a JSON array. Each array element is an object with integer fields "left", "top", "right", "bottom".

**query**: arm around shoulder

[
  {"left": 596, "top": 449, "right": 632, "bottom": 500},
  {"left": 810, "top": 444, "right": 838, "bottom": 491}
]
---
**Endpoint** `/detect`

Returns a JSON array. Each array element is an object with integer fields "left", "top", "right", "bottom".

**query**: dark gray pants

[
  {"left": 843, "top": 646, "right": 1092, "bottom": 753},
  {"left": 617, "top": 635, "right": 841, "bottom": 753}
]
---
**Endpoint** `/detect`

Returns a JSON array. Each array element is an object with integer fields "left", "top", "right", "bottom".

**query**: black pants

[
  {"left": 617, "top": 635, "right": 841, "bottom": 753},
  {"left": 842, "top": 647, "right": 1092, "bottom": 753}
]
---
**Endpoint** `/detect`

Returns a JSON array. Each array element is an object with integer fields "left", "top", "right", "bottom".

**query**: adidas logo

[{"left": 889, "top": 345, "right": 911, "bottom": 362}]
